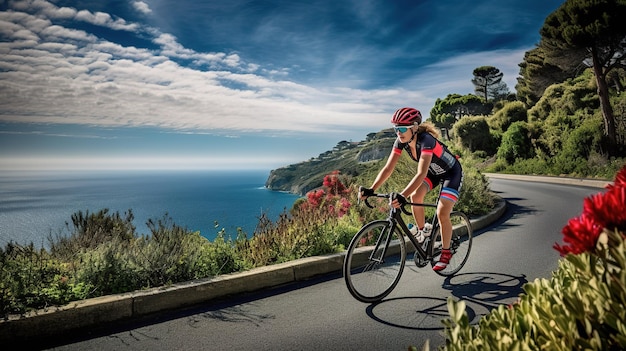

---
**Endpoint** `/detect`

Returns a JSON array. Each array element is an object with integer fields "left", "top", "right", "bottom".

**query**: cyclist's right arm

[{"left": 360, "top": 148, "right": 402, "bottom": 199}]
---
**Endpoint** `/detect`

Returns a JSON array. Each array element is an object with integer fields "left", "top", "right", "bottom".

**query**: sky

[{"left": 0, "top": 0, "right": 566, "bottom": 171}]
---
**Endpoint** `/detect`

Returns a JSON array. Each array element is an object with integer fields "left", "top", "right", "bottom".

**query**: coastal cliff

[{"left": 265, "top": 129, "right": 396, "bottom": 195}]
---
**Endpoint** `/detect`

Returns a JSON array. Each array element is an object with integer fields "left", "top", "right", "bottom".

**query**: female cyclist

[{"left": 359, "top": 107, "right": 463, "bottom": 271}]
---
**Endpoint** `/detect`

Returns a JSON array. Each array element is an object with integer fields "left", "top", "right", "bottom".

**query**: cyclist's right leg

[{"left": 409, "top": 178, "right": 432, "bottom": 229}]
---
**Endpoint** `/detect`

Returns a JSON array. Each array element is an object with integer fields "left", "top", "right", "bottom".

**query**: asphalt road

[{"left": 41, "top": 179, "right": 602, "bottom": 351}]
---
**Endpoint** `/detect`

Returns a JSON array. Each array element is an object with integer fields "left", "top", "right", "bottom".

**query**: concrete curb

[
  {"left": 484, "top": 173, "right": 610, "bottom": 189},
  {"left": 1, "top": 192, "right": 508, "bottom": 342}
]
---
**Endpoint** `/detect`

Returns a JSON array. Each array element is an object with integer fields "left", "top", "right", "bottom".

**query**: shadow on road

[{"left": 365, "top": 271, "right": 527, "bottom": 331}]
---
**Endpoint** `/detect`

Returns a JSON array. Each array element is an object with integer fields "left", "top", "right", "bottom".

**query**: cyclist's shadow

[{"left": 365, "top": 271, "right": 527, "bottom": 331}]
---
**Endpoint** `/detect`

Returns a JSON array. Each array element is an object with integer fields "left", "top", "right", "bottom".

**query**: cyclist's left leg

[
  {"left": 436, "top": 197, "right": 455, "bottom": 249},
  {"left": 432, "top": 198, "right": 455, "bottom": 271},
  {"left": 433, "top": 170, "right": 462, "bottom": 272}
]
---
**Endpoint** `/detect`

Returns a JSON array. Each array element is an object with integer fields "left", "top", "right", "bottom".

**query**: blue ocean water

[{"left": 0, "top": 170, "right": 299, "bottom": 248}]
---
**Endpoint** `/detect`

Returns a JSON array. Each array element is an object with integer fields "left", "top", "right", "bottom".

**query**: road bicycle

[{"left": 343, "top": 185, "right": 473, "bottom": 303}]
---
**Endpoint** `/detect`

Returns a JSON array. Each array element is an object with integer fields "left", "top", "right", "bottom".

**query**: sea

[{"left": 0, "top": 170, "right": 300, "bottom": 249}]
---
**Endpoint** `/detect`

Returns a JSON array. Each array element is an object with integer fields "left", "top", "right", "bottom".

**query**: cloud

[
  {"left": 0, "top": 0, "right": 549, "bottom": 141},
  {"left": 0, "top": 2, "right": 400, "bottom": 135},
  {"left": 0, "top": 0, "right": 564, "bottom": 171},
  {"left": 132, "top": 1, "right": 152, "bottom": 15}
]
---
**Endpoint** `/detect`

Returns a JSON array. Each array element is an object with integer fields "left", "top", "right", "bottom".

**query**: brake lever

[
  {"left": 400, "top": 204, "right": 412, "bottom": 216},
  {"left": 358, "top": 186, "right": 375, "bottom": 208},
  {"left": 391, "top": 192, "right": 413, "bottom": 216}
]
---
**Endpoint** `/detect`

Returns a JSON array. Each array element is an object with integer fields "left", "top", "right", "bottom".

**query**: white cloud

[{"left": 132, "top": 1, "right": 152, "bottom": 15}]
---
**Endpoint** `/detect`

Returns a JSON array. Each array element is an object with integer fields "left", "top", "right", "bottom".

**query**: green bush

[
  {"left": 497, "top": 121, "right": 534, "bottom": 164},
  {"left": 488, "top": 101, "right": 528, "bottom": 133},
  {"left": 49, "top": 209, "right": 136, "bottom": 260},
  {"left": 77, "top": 239, "right": 140, "bottom": 295},
  {"left": 453, "top": 116, "right": 496, "bottom": 153},
  {"left": 456, "top": 167, "right": 495, "bottom": 217},
  {"left": 444, "top": 229, "right": 626, "bottom": 351},
  {"left": 0, "top": 243, "right": 89, "bottom": 315}
]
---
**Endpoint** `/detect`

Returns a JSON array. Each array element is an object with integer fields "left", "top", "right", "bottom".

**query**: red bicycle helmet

[{"left": 391, "top": 107, "right": 422, "bottom": 125}]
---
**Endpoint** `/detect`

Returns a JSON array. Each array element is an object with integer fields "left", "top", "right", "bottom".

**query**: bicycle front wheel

[
  {"left": 343, "top": 220, "right": 406, "bottom": 303},
  {"left": 430, "top": 211, "right": 472, "bottom": 277}
]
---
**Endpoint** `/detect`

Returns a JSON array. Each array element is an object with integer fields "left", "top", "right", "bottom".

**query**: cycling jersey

[
  {"left": 393, "top": 132, "right": 463, "bottom": 202},
  {"left": 393, "top": 132, "right": 459, "bottom": 175}
]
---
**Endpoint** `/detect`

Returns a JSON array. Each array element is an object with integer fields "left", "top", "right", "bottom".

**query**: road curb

[
  {"left": 1, "top": 192, "right": 508, "bottom": 343},
  {"left": 484, "top": 173, "right": 609, "bottom": 189}
]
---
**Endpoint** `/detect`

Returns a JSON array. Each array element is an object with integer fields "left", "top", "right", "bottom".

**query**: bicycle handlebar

[{"left": 358, "top": 187, "right": 413, "bottom": 216}]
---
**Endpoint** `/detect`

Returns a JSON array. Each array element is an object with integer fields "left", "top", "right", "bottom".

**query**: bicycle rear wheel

[
  {"left": 430, "top": 211, "right": 472, "bottom": 276},
  {"left": 343, "top": 220, "right": 406, "bottom": 303}
]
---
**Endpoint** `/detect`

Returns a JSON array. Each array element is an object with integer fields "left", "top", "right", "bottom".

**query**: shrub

[
  {"left": 49, "top": 209, "right": 136, "bottom": 261},
  {"left": 76, "top": 239, "right": 141, "bottom": 295},
  {"left": 135, "top": 216, "right": 222, "bottom": 287},
  {"left": 455, "top": 167, "right": 495, "bottom": 217},
  {"left": 442, "top": 164, "right": 626, "bottom": 350},
  {"left": 488, "top": 101, "right": 528, "bottom": 133},
  {"left": 497, "top": 121, "right": 534, "bottom": 164},
  {"left": 453, "top": 116, "right": 495, "bottom": 153},
  {"left": 0, "top": 243, "right": 89, "bottom": 315}
]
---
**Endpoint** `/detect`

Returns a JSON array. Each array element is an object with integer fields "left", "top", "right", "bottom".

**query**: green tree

[
  {"left": 430, "top": 94, "right": 492, "bottom": 130},
  {"left": 453, "top": 115, "right": 495, "bottom": 153},
  {"left": 540, "top": 0, "right": 626, "bottom": 149},
  {"left": 471, "top": 66, "right": 509, "bottom": 102},
  {"left": 516, "top": 47, "right": 575, "bottom": 107}
]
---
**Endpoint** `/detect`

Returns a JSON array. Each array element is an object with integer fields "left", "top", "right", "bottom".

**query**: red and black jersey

[{"left": 393, "top": 132, "right": 459, "bottom": 176}]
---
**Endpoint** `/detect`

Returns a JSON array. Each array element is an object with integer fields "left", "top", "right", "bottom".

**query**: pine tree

[
  {"left": 540, "top": 0, "right": 626, "bottom": 149},
  {"left": 471, "top": 66, "right": 509, "bottom": 102}
]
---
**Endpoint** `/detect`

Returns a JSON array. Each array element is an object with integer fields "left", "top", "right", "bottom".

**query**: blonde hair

[{"left": 416, "top": 121, "right": 440, "bottom": 139}]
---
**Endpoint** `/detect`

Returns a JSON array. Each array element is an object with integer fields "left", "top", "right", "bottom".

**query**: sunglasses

[{"left": 393, "top": 125, "right": 412, "bottom": 133}]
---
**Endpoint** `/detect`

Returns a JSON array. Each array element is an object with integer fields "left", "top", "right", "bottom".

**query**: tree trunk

[{"left": 591, "top": 46, "right": 617, "bottom": 148}]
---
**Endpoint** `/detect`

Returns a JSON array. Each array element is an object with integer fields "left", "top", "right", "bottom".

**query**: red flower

[
  {"left": 584, "top": 165, "right": 626, "bottom": 232},
  {"left": 554, "top": 213, "right": 603, "bottom": 256},
  {"left": 303, "top": 171, "right": 353, "bottom": 218},
  {"left": 605, "top": 165, "right": 626, "bottom": 232},
  {"left": 306, "top": 189, "right": 325, "bottom": 207},
  {"left": 612, "top": 165, "right": 626, "bottom": 188},
  {"left": 323, "top": 171, "right": 348, "bottom": 196},
  {"left": 555, "top": 164, "right": 626, "bottom": 256}
]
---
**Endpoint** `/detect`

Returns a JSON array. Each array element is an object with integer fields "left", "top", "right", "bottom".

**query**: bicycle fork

[{"left": 366, "top": 221, "right": 396, "bottom": 265}]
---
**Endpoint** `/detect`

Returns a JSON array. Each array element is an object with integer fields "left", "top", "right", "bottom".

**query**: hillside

[{"left": 265, "top": 129, "right": 396, "bottom": 195}]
